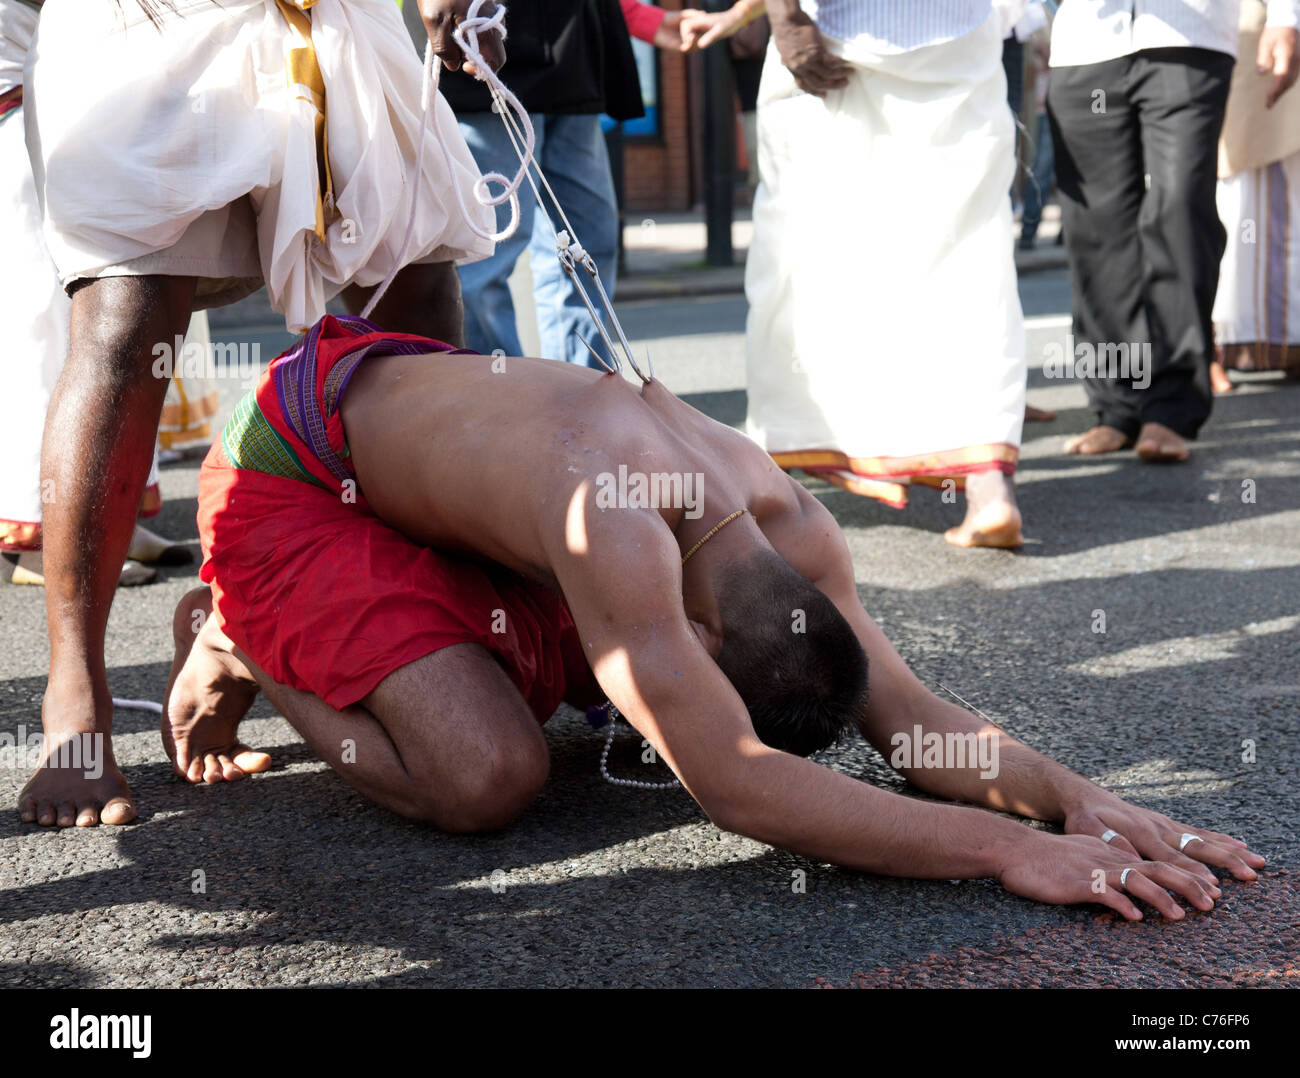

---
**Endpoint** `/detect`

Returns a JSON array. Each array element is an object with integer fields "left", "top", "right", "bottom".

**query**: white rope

[
  {"left": 112, "top": 697, "right": 164, "bottom": 715},
  {"left": 361, "top": 1, "right": 650, "bottom": 381},
  {"left": 362, "top": 0, "right": 531, "bottom": 318}
]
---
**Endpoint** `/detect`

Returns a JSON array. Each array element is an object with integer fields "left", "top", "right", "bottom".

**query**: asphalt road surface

[{"left": 2, "top": 269, "right": 1296, "bottom": 988}]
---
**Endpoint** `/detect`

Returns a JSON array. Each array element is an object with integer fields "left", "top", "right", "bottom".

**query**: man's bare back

[{"left": 340, "top": 350, "right": 802, "bottom": 586}]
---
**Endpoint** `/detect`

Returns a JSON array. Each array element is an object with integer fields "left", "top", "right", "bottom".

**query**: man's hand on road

[
  {"left": 999, "top": 833, "right": 1221, "bottom": 921},
  {"left": 768, "top": 4, "right": 851, "bottom": 96},
  {"left": 1258, "top": 25, "right": 1299, "bottom": 108},
  {"left": 419, "top": 0, "right": 505, "bottom": 75},
  {"left": 1064, "top": 797, "right": 1266, "bottom": 883}
]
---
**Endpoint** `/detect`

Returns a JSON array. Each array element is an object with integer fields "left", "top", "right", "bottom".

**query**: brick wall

[{"left": 624, "top": 0, "right": 695, "bottom": 211}]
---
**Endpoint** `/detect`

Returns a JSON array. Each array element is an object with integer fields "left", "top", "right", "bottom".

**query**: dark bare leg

[
  {"left": 342, "top": 260, "right": 466, "bottom": 347},
  {"left": 20, "top": 275, "right": 195, "bottom": 827},
  {"left": 256, "top": 644, "right": 549, "bottom": 831},
  {"left": 166, "top": 582, "right": 548, "bottom": 831}
]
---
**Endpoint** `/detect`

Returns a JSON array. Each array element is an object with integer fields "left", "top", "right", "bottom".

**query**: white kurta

[
  {"left": 24, "top": 0, "right": 494, "bottom": 332},
  {"left": 745, "top": 9, "right": 1025, "bottom": 506}
]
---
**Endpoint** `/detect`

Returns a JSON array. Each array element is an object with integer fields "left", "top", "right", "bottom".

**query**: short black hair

[{"left": 713, "top": 550, "right": 868, "bottom": 756}]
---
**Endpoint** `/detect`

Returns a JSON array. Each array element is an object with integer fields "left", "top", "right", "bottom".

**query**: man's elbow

[{"left": 692, "top": 766, "right": 770, "bottom": 843}]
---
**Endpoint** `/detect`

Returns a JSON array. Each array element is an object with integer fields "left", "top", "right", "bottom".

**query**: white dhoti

[
  {"left": 24, "top": 0, "right": 494, "bottom": 332},
  {"left": 0, "top": 91, "right": 198, "bottom": 549},
  {"left": 0, "top": 0, "right": 65, "bottom": 549},
  {"left": 1213, "top": 157, "right": 1300, "bottom": 373},
  {"left": 744, "top": 11, "right": 1025, "bottom": 507},
  {"left": 0, "top": 0, "right": 203, "bottom": 549},
  {"left": 1212, "top": 3, "right": 1300, "bottom": 376}
]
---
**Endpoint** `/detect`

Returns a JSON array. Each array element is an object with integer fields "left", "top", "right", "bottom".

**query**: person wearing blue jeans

[
  {"left": 456, "top": 112, "right": 619, "bottom": 367},
  {"left": 1018, "top": 110, "right": 1056, "bottom": 248},
  {"left": 438, "top": 1, "right": 645, "bottom": 370}
]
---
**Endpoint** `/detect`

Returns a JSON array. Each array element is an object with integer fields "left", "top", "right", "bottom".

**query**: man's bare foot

[
  {"left": 1025, "top": 403, "right": 1057, "bottom": 422},
  {"left": 1064, "top": 425, "right": 1132, "bottom": 455},
  {"left": 1209, "top": 360, "right": 1235, "bottom": 395},
  {"left": 944, "top": 471, "right": 1023, "bottom": 548},
  {"left": 19, "top": 685, "right": 135, "bottom": 827},
  {"left": 164, "top": 586, "right": 269, "bottom": 783},
  {"left": 1134, "top": 422, "right": 1189, "bottom": 463}
]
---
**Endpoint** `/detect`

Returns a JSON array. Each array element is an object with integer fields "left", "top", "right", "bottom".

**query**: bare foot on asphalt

[
  {"left": 1209, "top": 360, "right": 1234, "bottom": 395},
  {"left": 19, "top": 686, "right": 135, "bottom": 827},
  {"left": 945, "top": 471, "right": 1023, "bottom": 549},
  {"left": 1064, "top": 426, "right": 1131, "bottom": 455},
  {"left": 1134, "top": 422, "right": 1189, "bottom": 463},
  {"left": 164, "top": 586, "right": 269, "bottom": 784}
]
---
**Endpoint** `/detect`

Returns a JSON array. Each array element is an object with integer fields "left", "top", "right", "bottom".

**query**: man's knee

[
  {"left": 407, "top": 729, "right": 549, "bottom": 833},
  {"left": 68, "top": 275, "right": 195, "bottom": 382}
]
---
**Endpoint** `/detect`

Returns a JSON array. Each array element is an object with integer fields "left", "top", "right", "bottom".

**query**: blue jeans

[
  {"left": 455, "top": 112, "right": 618, "bottom": 368},
  {"left": 1021, "top": 110, "right": 1056, "bottom": 237}
]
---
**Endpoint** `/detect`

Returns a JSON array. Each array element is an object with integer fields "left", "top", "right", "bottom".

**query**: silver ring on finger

[
  {"left": 1120, "top": 867, "right": 1133, "bottom": 888},
  {"left": 1101, "top": 829, "right": 1120, "bottom": 844},
  {"left": 1179, "top": 833, "right": 1202, "bottom": 851}
]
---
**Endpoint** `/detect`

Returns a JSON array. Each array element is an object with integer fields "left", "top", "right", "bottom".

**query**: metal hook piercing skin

[
  {"left": 557, "top": 247, "right": 623, "bottom": 374},
  {"left": 578, "top": 252, "right": 654, "bottom": 383},
  {"left": 575, "top": 334, "right": 614, "bottom": 372}
]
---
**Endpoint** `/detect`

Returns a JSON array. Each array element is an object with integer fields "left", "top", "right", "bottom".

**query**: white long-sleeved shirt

[
  {"left": 1050, "top": 0, "right": 1300, "bottom": 68},
  {"left": 798, "top": 0, "right": 994, "bottom": 53}
]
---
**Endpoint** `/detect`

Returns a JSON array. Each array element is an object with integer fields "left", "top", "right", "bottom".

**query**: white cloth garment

[
  {"left": 24, "top": 0, "right": 494, "bottom": 332},
  {"left": 798, "top": 0, "right": 992, "bottom": 54},
  {"left": 745, "top": 10, "right": 1025, "bottom": 506},
  {"left": 1213, "top": 154, "right": 1300, "bottom": 357},
  {"left": 0, "top": 101, "right": 67, "bottom": 547},
  {"left": 0, "top": 94, "right": 194, "bottom": 548},
  {"left": 0, "top": 0, "right": 37, "bottom": 97},
  {"left": 1050, "top": 0, "right": 1300, "bottom": 68}
]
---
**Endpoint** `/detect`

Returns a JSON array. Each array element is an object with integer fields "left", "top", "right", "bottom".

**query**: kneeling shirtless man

[{"left": 158, "top": 315, "right": 1261, "bottom": 921}]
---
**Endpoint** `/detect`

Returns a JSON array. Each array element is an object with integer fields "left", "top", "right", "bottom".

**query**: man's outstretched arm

[
  {"left": 542, "top": 500, "right": 1221, "bottom": 920},
  {"left": 765, "top": 481, "right": 1265, "bottom": 884}
]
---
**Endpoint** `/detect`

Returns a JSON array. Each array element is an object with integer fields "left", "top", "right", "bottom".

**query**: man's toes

[
  {"left": 186, "top": 756, "right": 206, "bottom": 784},
  {"left": 56, "top": 800, "right": 78, "bottom": 827},
  {"left": 216, "top": 754, "right": 246, "bottom": 781},
  {"left": 202, "top": 753, "right": 225, "bottom": 783},
  {"left": 99, "top": 797, "right": 136, "bottom": 826},
  {"left": 19, "top": 797, "right": 36, "bottom": 823},
  {"left": 944, "top": 525, "right": 975, "bottom": 547},
  {"left": 231, "top": 747, "right": 271, "bottom": 775},
  {"left": 36, "top": 800, "right": 57, "bottom": 826},
  {"left": 75, "top": 802, "right": 101, "bottom": 827}
]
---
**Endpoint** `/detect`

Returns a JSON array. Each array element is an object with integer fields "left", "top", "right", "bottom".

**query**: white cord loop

[{"left": 365, "top": 1, "right": 653, "bottom": 382}]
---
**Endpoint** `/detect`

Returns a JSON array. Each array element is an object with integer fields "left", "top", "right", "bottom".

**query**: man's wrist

[
  {"left": 1054, "top": 773, "right": 1113, "bottom": 820},
  {"left": 979, "top": 815, "right": 1042, "bottom": 880},
  {"left": 764, "top": 0, "right": 801, "bottom": 26}
]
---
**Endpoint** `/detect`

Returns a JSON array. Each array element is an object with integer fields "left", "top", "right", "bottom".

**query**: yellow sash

[{"left": 276, "top": 0, "right": 335, "bottom": 238}]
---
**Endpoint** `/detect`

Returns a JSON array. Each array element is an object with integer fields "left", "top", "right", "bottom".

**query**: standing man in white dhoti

[
  {"left": 741, "top": 0, "right": 1027, "bottom": 548},
  {"left": 1212, "top": 0, "right": 1300, "bottom": 390},
  {"left": 18, "top": 0, "right": 503, "bottom": 828},
  {"left": 0, "top": 0, "right": 193, "bottom": 588}
]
